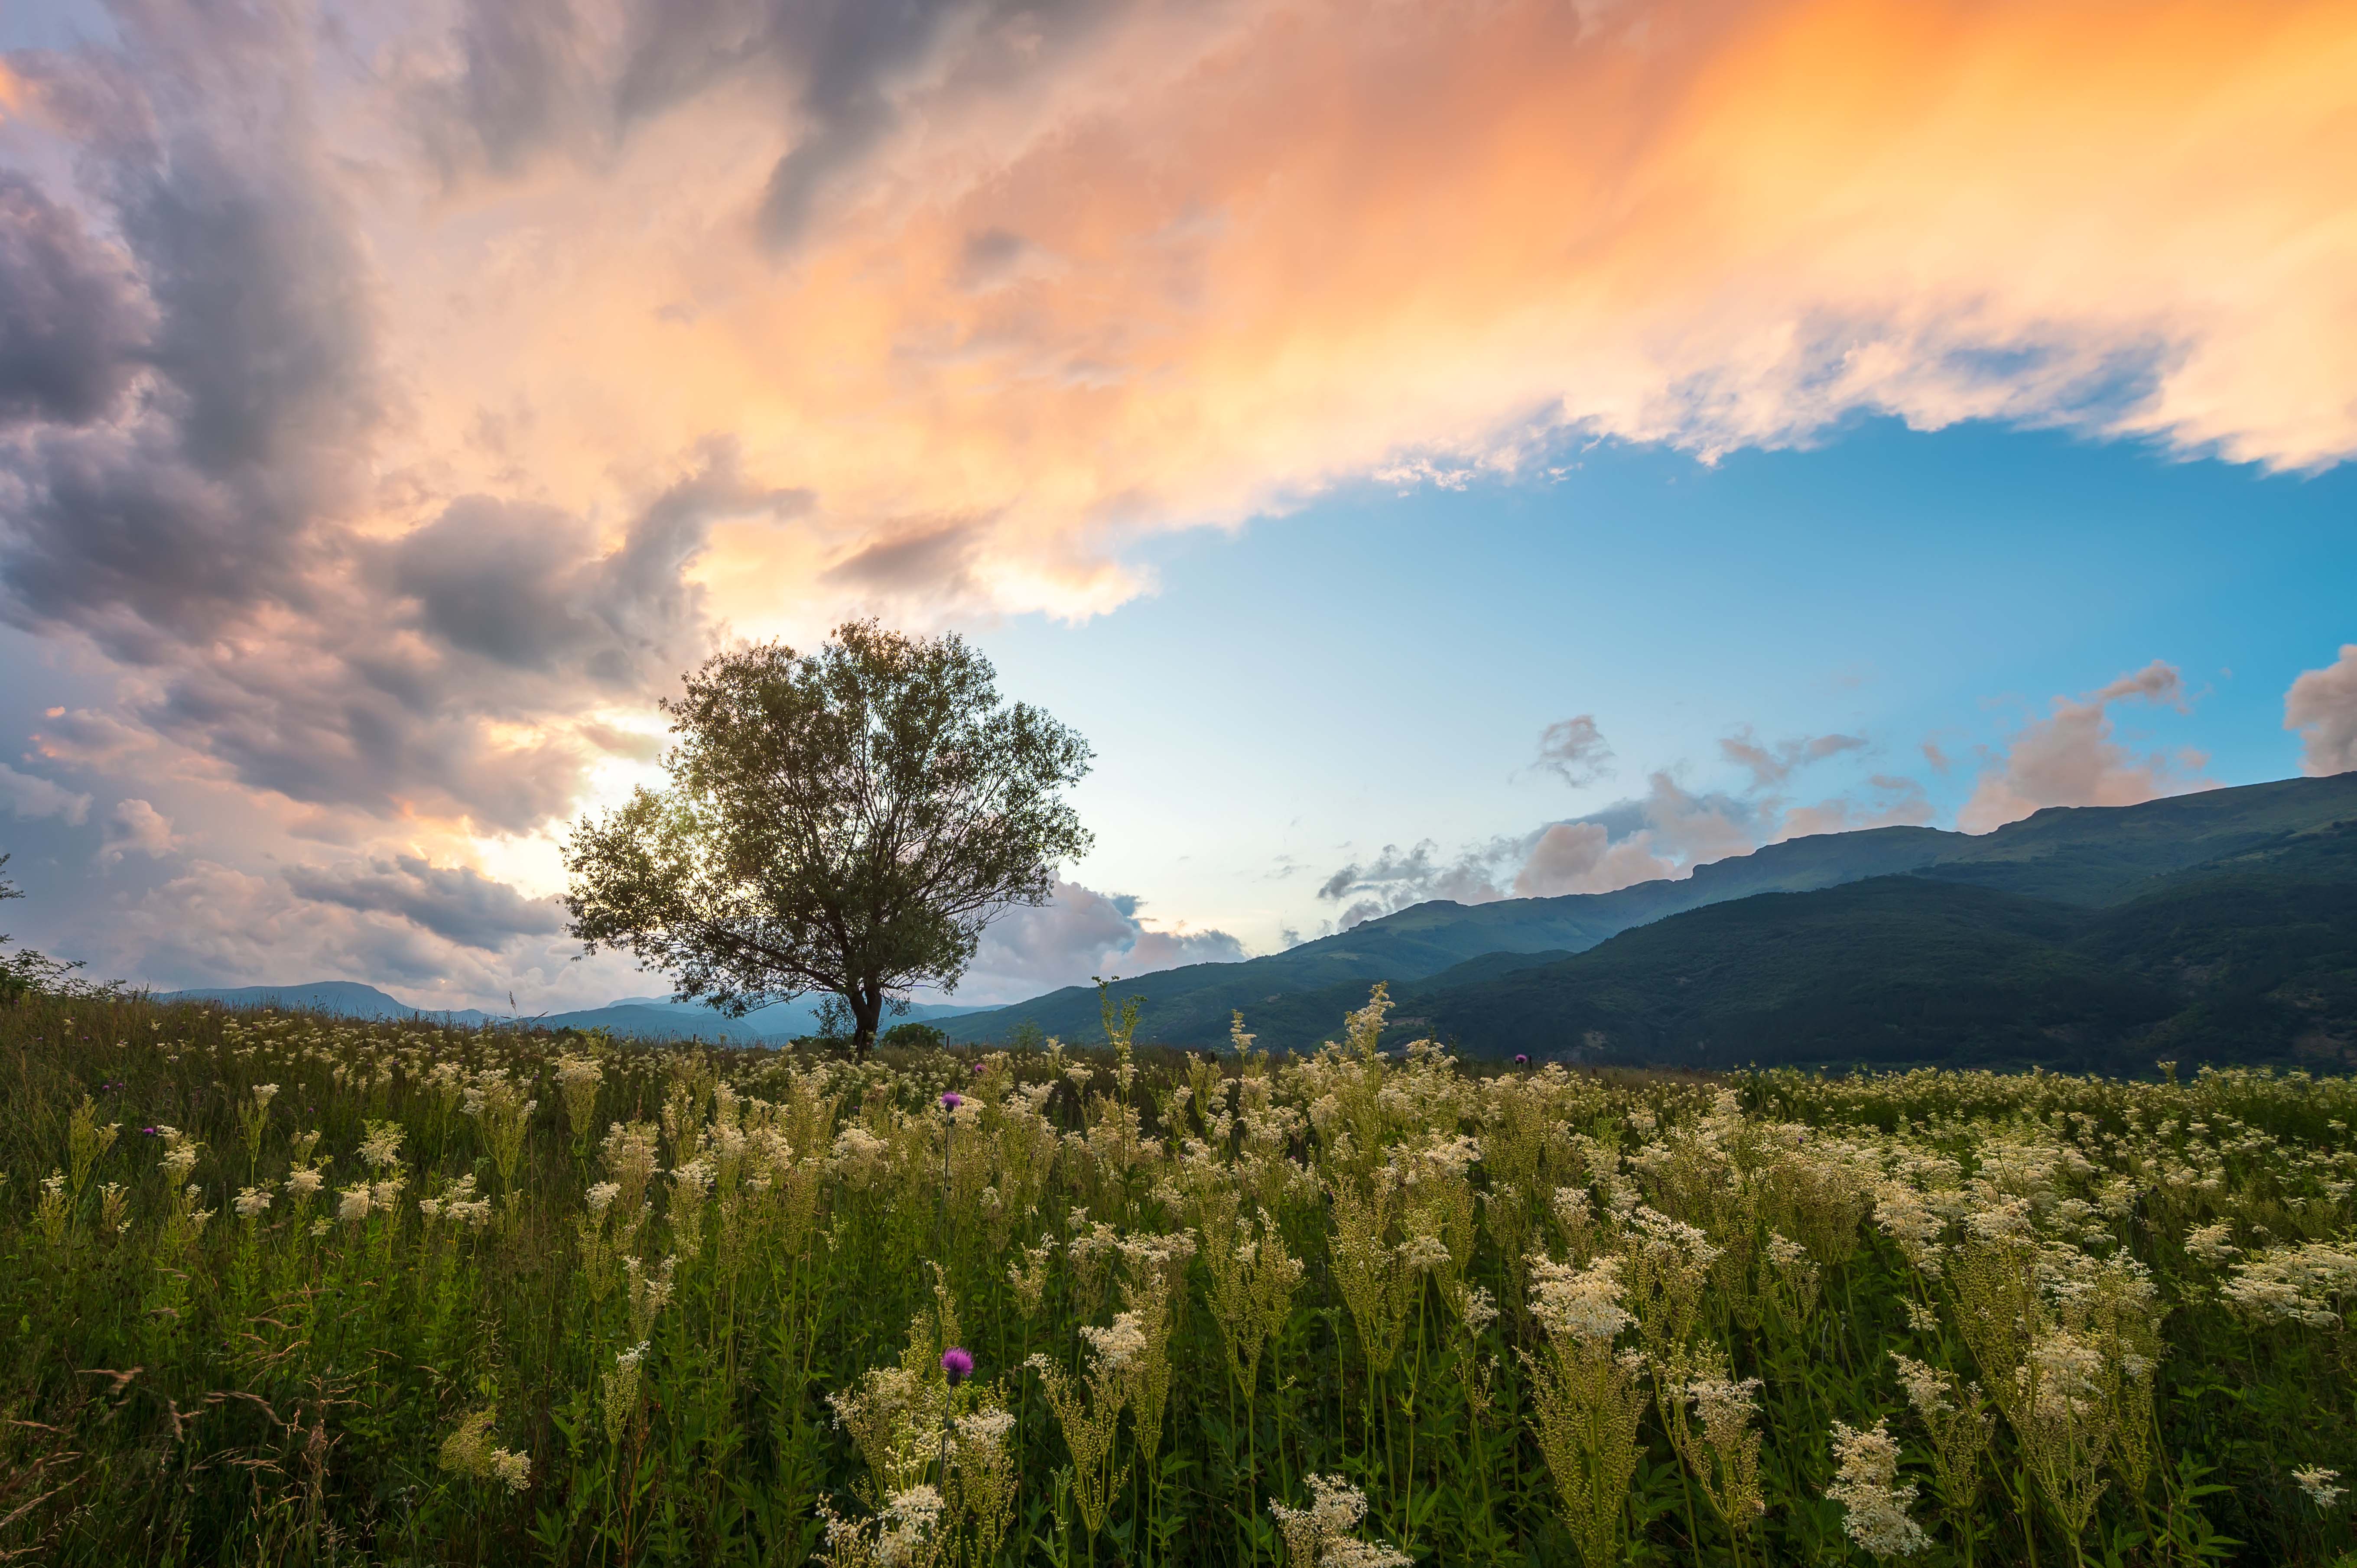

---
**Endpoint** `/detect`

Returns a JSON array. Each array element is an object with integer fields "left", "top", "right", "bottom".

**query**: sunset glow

[{"left": 3, "top": 0, "right": 2354, "bottom": 1007}]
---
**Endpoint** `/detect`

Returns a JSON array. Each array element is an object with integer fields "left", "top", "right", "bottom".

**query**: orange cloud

[{"left": 291, "top": 0, "right": 2357, "bottom": 632}]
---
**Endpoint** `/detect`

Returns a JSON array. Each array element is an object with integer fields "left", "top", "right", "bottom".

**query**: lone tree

[{"left": 563, "top": 621, "right": 1092, "bottom": 1054}]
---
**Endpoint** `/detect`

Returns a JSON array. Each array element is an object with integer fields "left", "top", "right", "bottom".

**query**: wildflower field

[{"left": 2, "top": 987, "right": 2354, "bottom": 1567}]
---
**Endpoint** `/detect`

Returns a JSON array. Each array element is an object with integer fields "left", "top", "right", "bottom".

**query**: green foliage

[
  {"left": 3, "top": 991, "right": 2355, "bottom": 1565},
  {"left": 1421, "top": 825, "right": 2357, "bottom": 1071},
  {"left": 564, "top": 620, "right": 1092, "bottom": 1051},
  {"left": 881, "top": 1022, "right": 949, "bottom": 1052}
]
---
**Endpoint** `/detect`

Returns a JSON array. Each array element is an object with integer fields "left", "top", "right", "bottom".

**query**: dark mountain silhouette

[{"left": 953, "top": 773, "right": 2357, "bottom": 1064}]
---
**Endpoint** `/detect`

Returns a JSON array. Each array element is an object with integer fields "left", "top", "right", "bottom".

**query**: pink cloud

[
  {"left": 2285, "top": 644, "right": 2357, "bottom": 776},
  {"left": 1774, "top": 776, "right": 1935, "bottom": 841},
  {"left": 1510, "top": 773, "right": 1758, "bottom": 897},
  {"left": 1719, "top": 727, "right": 1867, "bottom": 790},
  {"left": 97, "top": 798, "right": 174, "bottom": 864},
  {"left": 1512, "top": 821, "right": 1679, "bottom": 898},
  {"left": 1958, "top": 662, "right": 2211, "bottom": 833}
]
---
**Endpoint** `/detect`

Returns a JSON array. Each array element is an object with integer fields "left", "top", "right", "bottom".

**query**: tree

[
  {"left": 563, "top": 621, "right": 1092, "bottom": 1053},
  {"left": 0, "top": 855, "right": 93, "bottom": 1002},
  {"left": 879, "top": 1021, "right": 948, "bottom": 1052}
]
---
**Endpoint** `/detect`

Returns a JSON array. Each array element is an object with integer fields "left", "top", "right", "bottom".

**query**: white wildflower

[
  {"left": 358, "top": 1121, "right": 405, "bottom": 1170},
  {"left": 1827, "top": 1419, "right": 1928, "bottom": 1558},
  {"left": 489, "top": 1448, "right": 531, "bottom": 1493},
  {"left": 1270, "top": 1474, "right": 1412, "bottom": 1568},
  {"left": 2294, "top": 1466, "right": 2345, "bottom": 1510},
  {"left": 2223, "top": 1241, "right": 2357, "bottom": 1328},
  {"left": 876, "top": 1483, "right": 945, "bottom": 1567},
  {"left": 1080, "top": 1311, "right": 1149, "bottom": 1372},
  {"left": 1528, "top": 1254, "right": 1629, "bottom": 1345},
  {"left": 2183, "top": 1221, "right": 2240, "bottom": 1265}
]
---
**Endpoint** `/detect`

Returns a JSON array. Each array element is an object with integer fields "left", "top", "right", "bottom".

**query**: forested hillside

[{"left": 957, "top": 775, "right": 2357, "bottom": 1064}]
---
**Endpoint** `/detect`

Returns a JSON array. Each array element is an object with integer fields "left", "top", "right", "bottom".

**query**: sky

[{"left": 1, "top": 0, "right": 2354, "bottom": 1012}]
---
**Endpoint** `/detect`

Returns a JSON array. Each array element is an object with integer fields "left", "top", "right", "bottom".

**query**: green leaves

[{"left": 564, "top": 622, "right": 1091, "bottom": 1047}]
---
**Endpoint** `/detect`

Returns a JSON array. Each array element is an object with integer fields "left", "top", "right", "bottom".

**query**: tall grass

[{"left": 0, "top": 984, "right": 2352, "bottom": 1565}]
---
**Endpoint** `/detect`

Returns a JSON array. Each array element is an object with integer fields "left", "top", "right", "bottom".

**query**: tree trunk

[{"left": 850, "top": 983, "right": 883, "bottom": 1057}]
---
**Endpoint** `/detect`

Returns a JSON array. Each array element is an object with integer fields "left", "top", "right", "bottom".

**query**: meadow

[{"left": 1, "top": 986, "right": 2353, "bottom": 1567}]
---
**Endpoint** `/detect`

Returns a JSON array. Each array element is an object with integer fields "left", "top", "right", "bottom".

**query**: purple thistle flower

[
  {"left": 941, "top": 1347, "right": 974, "bottom": 1384},
  {"left": 940, "top": 1091, "right": 964, "bottom": 1111},
  {"left": 1513, "top": 1054, "right": 1529, "bottom": 1067}
]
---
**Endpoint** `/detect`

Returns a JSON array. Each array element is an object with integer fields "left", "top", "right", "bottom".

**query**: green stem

[{"left": 1679, "top": 1461, "right": 1706, "bottom": 1568}]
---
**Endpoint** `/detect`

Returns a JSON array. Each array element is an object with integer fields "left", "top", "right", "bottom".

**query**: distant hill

[
  {"left": 158, "top": 982, "right": 992, "bottom": 1044},
  {"left": 1399, "top": 818, "right": 2357, "bottom": 1073},
  {"left": 950, "top": 772, "right": 2357, "bottom": 1056},
  {"left": 156, "top": 982, "right": 501, "bottom": 1025},
  {"left": 536, "top": 994, "right": 991, "bottom": 1042},
  {"left": 949, "top": 822, "right": 1963, "bottom": 1047}
]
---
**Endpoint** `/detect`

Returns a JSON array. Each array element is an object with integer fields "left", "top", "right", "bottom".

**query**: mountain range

[
  {"left": 155, "top": 981, "right": 990, "bottom": 1043},
  {"left": 159, "top": 773, "right": 2357, "bottom": 1071},
  {"left": 952, "top": 773, "right": 2357, "bottom": 1071}
]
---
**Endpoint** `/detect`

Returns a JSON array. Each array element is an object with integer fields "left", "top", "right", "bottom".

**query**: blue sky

[
  {"left": 962, "top": 418, "right": 2354, "bottom": 953},
  {"left": 3, "top": 1, "right": 2354, "bottom": 1008}
]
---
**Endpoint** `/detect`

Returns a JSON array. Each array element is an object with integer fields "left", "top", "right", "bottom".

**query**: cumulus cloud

[
  {"left": 283, "top": 855, "right": 567, "bottom": 951},
  {"left": 1511, "top": 821, "right": 1676, "bottom": 899},
  {"left": 0, "top": 760, "right": 90, "bottom": 824},
  {"left": 1317, "top": 841, "right": 1512, "bottom": 928},
  {"left": 1532, "top": 714, "right": 1614, "bottom": 787},
  {"left": 0, "top": 173, "right": 152, "bottom": 426},
  {"left": 88, "top": 855, "right": 599, "bottom": 1001},
  {"left": 961, "top": 878, "right": 1247, "bottom": 1000},
  {"left": 1, "top": 24, "right": 380, "bottom": 657},
  {"left": 98, "top": 798, "right": 173, "bottom": 864},
  {"left": 0, "top": 16, "right": 786, "bottom": 844},
  {"left": 2285, "top": 644, "right": 2357, "bottom": 776},
  {"left": 1957, "top": 661, "right": 2210, "bottom": 832},
  {"left": 23, "top": 449, "right": 781, "bottom": 833},
  {"left": 1511, "top": 773, "right": 1762, "bottom": 898}
]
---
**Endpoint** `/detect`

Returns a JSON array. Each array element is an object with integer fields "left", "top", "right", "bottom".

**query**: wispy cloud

[{"left": 1531, "top": 714, "right": 1615, "bottom": 788}]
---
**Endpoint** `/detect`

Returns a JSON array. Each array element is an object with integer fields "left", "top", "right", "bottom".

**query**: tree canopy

[{"left": 562, "top": 621, "right": 1092, "bottom": 1050}]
